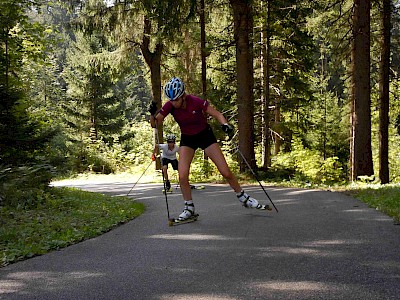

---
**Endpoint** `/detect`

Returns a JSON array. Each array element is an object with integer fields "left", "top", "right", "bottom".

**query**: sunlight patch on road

[
  {"left": 302, "top": 239, "right": 363, "bottom": 247},
  {"left": 258, "top": 246, "right": 320, "bottom": 255},
  {"left": 256, "top": 246, "right": 343, "bottom": 258},
  {"left": 0, "top": 271, "right": 103, "bottom": 295},
  {"left": 148, "top": 234, "right": 242, "bottom": 241},
  {"left": 159, "top": 294, "right": 236, "bottom": 300},
  {"left": 254, "top": 280, "right": 335, "bottom": 291},
  {"left": 286, "top": 189, "right": 316, "bottom": 195},
  {"left": 343, "top": 208, "right": 369, "bottom": 213},
  {"left": 252, "top": 280, "right": 381, "bottom": 298},
  {"left": 0, "top": 279, "right": 24, "bottom": 294}
]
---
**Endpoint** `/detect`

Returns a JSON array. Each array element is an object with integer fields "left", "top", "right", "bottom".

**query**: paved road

[{"left": 1, "top": 182, "right": 399, "bottom": 299}]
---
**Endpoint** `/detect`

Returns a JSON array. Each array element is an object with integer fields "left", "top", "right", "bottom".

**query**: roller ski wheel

[
  {"left": 191, "top": 185, "right": 205, "bottom": 190},
  {"left": 168, "top": 214, "right": 199, "bottom": 226},
  {"left": 256, "top": 204, "right": 272, "bottom": 211}
]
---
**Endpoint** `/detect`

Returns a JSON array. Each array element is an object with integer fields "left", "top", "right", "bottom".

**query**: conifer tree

[
  {"left": 0, "top": 0, "right": 59, "bottom": 204},
  {"left": 63, "top": 31, "right": 125, "bottom": 145}
]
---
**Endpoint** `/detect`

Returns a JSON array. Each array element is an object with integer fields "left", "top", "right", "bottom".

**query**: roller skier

[
  {"left": 153, "top": 134, "right": 179, "bottom": 193},
  {"left": 149, "top": 77, "right": 271, "bottom": 225}
]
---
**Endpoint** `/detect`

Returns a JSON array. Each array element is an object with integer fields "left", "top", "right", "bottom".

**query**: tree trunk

[
  {"left": 199, "top": 0, "right": 211, "bottom": 175},
  {"left": 274, "top": 98, "right": 281, "bottom": 155},
  {"left": 230, "top": 0, "right": 255, "bottom": 170},
  {"left": 261, "top": 0, "right": 271, "bottom": 169},
  {"left": 350, "top": 0, "right": 373, "bottom": 181},
  {"left": 379, "top": 0, "right": 390, "bottom": 184},
  {"left": 200, "top": 0, "right": 207, "bottom": 99},
  {"left": 141, "top": 17, "right": 163, "bottom": 169}
]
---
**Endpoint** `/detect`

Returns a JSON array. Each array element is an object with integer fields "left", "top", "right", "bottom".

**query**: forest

[{"left": 1, "top": 0, "right": 400, "bottom": 208}]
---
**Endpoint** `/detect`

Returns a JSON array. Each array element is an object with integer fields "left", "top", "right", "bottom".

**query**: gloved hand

[
  {"left": 221, "top": 123, "right": 233, "bottom": 134},
  {"left": 151, "top": 153, "right": 156, "bottom": 161},
  {"left": 148, "top": 102, "right": 157, "bottom": 115}
]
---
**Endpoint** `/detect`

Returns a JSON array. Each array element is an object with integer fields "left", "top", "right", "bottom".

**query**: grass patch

[
  {"left": 343, "top": 183, "right": 400, "bottom": 224},
  {"left": 0, "top": 187, "right": 145, "bottom": 267}
]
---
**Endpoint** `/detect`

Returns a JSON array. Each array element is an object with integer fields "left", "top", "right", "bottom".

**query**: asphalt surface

[{"left": 0, "top": 181, "right": 399, "bottom": 299}]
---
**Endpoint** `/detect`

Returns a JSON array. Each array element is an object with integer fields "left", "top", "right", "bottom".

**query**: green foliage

[
  {"left": 63, "top": 30, "right": 126, "bottom": 140},
  {"left": 0, "top": 164, "right": 54, "bottom": 208},
  {"left": 122, "top": 72, "right": 153, "bottom": 123},
  {"left": 127, "top": 120, "right": 154, "bottom": 165},
  {"left": 0, "top": 0, "right": 61, "bottom": 208},
  {"left": 0, "top": 187, "right": 145, "bottom": 267},
  {"left": 271, "top": 137, "right": 344, "bottom": 184},
  {"left": 396, "top": 114, "right": 400, "bottom": 135},
  {"left": 304, "top": 90, "right": 350, "bottom": 176},
  {"left": 266, "top": 0, "right": 317, "bottom": 127},
  {"left": 140, "top": 0, "right": 197, "bottom": 36},
  {"left": 0, "top": 87, "right": 54, "bottom": 165},
  {"left": 60, "top": 27, "right": 146, "bottom": 174},
  {"left": 0, "top": 0, "right": 46, "bottom": 85},
  {"left": 206, "top": 1, "right": 237, "bottom": 116},
  {"left": 369, "top": 88, "right": 400, "bottom": 183},
  {"left": 1, "top": 0, "right": 400, "bottom": 187}
]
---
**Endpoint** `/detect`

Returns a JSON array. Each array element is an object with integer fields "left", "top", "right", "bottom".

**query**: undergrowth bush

[
  {"left": 0, "top": 164, "right": 54, "bottom": 208},
  {"left": 271, "top": 137, "right": 344, "bottom": 184}
]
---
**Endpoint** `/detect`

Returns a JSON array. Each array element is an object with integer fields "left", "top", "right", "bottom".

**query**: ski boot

[
  {"left": 237, "top": 190, "right": 272, "bottom": 211},
  {"left": 168, "top": 201, "right": 199, "bottom": 226}
]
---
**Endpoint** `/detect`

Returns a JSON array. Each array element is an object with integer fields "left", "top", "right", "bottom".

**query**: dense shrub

[
  {"left": 271, "top": 137, "right": 344, "bottom": 184},
  {"left": 0, "top": 164, "right": 54, "bottom": 208}
]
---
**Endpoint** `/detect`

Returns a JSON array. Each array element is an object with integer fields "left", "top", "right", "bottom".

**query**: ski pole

[
  {"left": 154, "top": 120, "right": 171, "bottom": 220},
  {"left": 235, "top": 145, "right": 279, "bottom": 212},
  {"left": 127, "top": 158, "right": 154, "bottom": 196}
]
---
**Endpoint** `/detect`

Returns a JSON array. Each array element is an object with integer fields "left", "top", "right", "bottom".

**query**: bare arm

[
  {"left": 205, "top": 104, "right": 228, "bottom": 125},
  {"left": 153, "top": 144, "right": 159, "bottom": 155},
  {"left": 206, "top": 103, "right": 234, "bottom": 135},
  {"left": 150, "top": 113, "right": 165, "bottom": 128}
]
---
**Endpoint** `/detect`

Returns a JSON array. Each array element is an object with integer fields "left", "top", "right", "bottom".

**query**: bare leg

[
  {"left": 204, "top": 143, "right": 242, "bottom": 193},
  {"left": 204, "top": 143, "right": 264, "bottom": 209},
  {"left": 178, "top": 146, "right": 196, "bottom": 200},
  {"left": 162, "top": 165, "right": 169, "bottom": 181}
]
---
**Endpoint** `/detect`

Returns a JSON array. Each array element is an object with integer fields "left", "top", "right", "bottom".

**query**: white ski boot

[
  {"left": 237, "top": 190, "right": 272, "bottom": 210},
  {"left": 178, "top": 201, "right": 196, "bottom": 221},
  {"left": 169, "top": 201, "right": 199, "bottom": 226}
]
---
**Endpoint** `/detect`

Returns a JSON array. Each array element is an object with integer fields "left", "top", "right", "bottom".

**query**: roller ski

[
  {"left": 175, "top": 184, "right": 205, "bottom": 190},
  {"left": 169, "top": 213, "right": 199, "bottom": 226},
  {"left": 191, "top": 185, "right": 205, "bottom": 190},
  {"left": 168, "top": 201, "right": 199, "bottom": 226},
  {"left": 237, "top": 190, "right": 272, "bottom": 211}
]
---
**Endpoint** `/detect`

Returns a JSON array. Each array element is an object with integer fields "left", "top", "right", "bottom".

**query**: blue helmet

[{"left": 164, "top": 77, "right": 185, "bottom": 101}]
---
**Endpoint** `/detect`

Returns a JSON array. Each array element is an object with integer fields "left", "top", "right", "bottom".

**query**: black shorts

[
  {"left": 180, "top": 125, "right": 218, "bottom": 150},
  {"left": 161, "top": 158, "right": 178, "bottom": 170}
]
